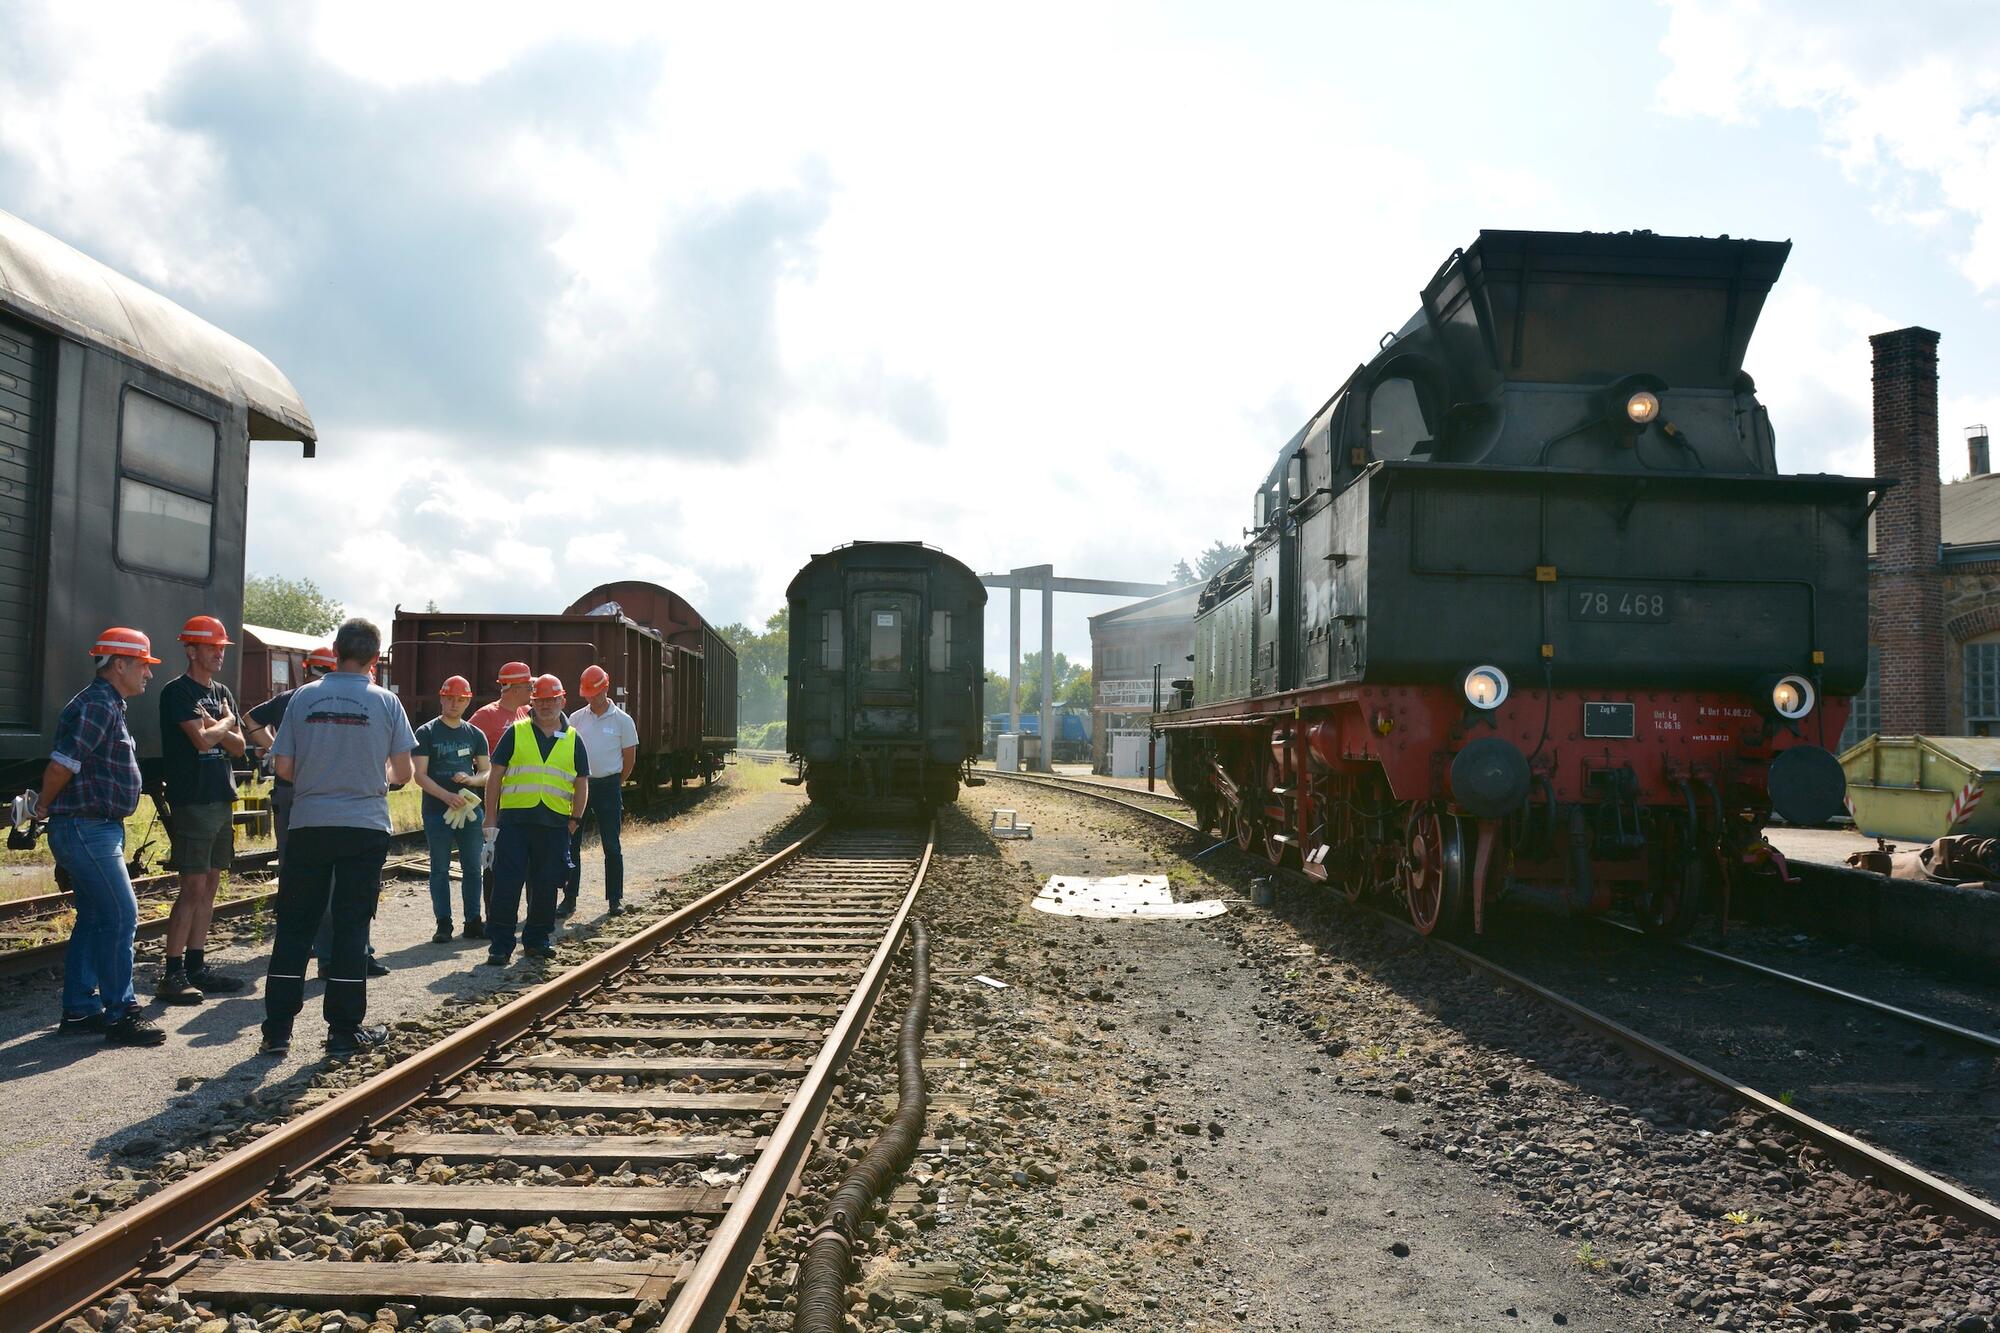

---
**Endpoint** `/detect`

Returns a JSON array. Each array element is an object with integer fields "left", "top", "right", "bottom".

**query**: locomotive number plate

[
  {"left": 1569, "top": 586, "right": 1670, "bottom": 623},
  {"left": 1584, "top": 702, "right": 1636, "bottom": 739}
]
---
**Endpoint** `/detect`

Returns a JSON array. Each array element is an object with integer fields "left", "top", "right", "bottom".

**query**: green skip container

[{"left": 1837, "top": 734, "right": 2000, "bottom": 841}]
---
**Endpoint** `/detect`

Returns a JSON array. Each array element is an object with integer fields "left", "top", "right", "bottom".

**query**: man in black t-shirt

[
  {"left": 245, "top": 645, "right": 337, "bottom": 866},
  {"left": 156, "top": 615, "right": 248, "bottom": 1004}
]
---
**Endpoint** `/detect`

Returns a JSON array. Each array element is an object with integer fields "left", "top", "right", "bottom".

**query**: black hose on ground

[{"left": 795, "top": 920, "right": 932, "bottom": 1333}]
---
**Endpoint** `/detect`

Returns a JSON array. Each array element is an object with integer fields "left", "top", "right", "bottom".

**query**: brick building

[
  {"left": 1088, "top": 583, "right": 1200, "bottom": 772},
  {"left": 1844, "top": 323, "right": 2000, "bottom": 746}
]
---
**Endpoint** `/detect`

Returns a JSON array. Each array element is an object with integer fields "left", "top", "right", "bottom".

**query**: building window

[
  {"left": 1967, "top": 642, "right": 2000, "bottom": 734},
  {"left": 820, "top": 609, "right": 843, "bottom": 670},
  {"left": 929, "top": 611, "right": 952, "bottom": 672},
  {"left": 117, "top": 388, "right": 217, "bottom": 580},
  {"left": 1838, "top": 648, "right": 1879, "bottom": 752}
]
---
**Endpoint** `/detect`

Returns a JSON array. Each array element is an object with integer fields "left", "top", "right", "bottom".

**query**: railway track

[
  {"left": 983, "top": 767, "right": 2000, "bottom": 1229},
  {"left": 0, "top": 819, "right": 932, "bottom": 1332}
]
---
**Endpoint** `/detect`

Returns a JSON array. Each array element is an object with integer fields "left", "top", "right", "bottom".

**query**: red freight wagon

[
  {"left": 566, "top": 581, "right": 738, "bottom": 767},
  {"left": 387, "top": 609, "right": 711, "bottom": 798},
  {"left": 239, "top": 623, "right": 323, "bottom": 713}
]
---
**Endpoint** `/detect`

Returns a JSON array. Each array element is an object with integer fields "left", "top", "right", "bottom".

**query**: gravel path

[{"left": 0, "top": 769, "right": 806, "bottom": 1268}]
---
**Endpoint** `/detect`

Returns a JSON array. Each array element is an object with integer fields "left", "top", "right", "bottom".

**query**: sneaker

[
  {"left": 367, "top": 959, "right": 391, "bottom": 978},
  {"left": 555, "top": 898, "right": 577, "bottom": 919},
  {"left": 155, "top": 967, "right": 204, "bottom": 1006},
  {"left": 523, "top": 945, "right": 556, "bottom": 960},
  {"left": 103, "top": 1011, "right": 167, "bottom": 1047},
  {"left": 325, "top": 1024, "right": 389, "bottom": 1057},
  {"left": 432, "top": 922, "right": 454, "bottom": 944},
  {"left": 463, "top": 920, "right": 486, "bottom": 940},
  {"left": 257, "top": 1029, "right": 291, "bottom": 1057},
  {"left": 477, "top": 953, "right": 509, "bottom": 967},
  {"left": 185, "top": 966, "right": 245, "bottom": 995},
  {"left": 58, "top": 1011, "right": 108, "bottom": 1036}
]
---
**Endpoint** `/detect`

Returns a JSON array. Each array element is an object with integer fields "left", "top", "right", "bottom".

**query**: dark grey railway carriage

[
  {"left": 786, "top": 541, "right": 986, "bottom": 809},
  {"left": 0, "top": 209, "right": 317, "bottom": 788}
]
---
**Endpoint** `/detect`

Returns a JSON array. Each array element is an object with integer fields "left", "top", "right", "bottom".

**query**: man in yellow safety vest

[{"left": 478, "top": 674, "right": 589, "bottom": 964}]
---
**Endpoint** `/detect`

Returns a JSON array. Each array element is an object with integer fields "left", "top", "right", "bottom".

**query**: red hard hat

[
  {"left": 178, "top": 615, "right": 234, "bottom": 646},
  {"left": 439, "top": 675, "right": 473, "bottom": 698},
  {"left": 305, "top": 646, "right": 338, "bottom": 674},
  {"left": 530, "top": 673, "right": 566, "bottom": 701},
  {"left": 496, "top": 661, "right": 533, "bottom": 686},
  {"left": 91, "top": 627, "right": 161, "bottom": 664},
  {"left": 578, "top": 664, "right": 610, "bottom": 698}
]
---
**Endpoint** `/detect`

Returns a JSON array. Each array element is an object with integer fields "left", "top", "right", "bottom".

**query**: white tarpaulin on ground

[{"left": 1032, "top": 874, "right": 1227, "bottom": 919}]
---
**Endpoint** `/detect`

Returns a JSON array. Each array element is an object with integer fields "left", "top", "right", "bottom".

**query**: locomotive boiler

[{"left": 1160, "top": 229, "right": 1874, "bottom": 935}]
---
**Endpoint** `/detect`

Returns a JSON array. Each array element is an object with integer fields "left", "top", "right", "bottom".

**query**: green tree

[
  {"left": 1193, "top": 539, "right": 1239, "bottom": 580},
  {"left": 243, "top": 573, "right": 344, "bottom": 635},
  {"left": 1170, "top": 558, "right": 1197, "bottom": 586},
  {"left": 998, "top": 650, "right": 1089, "bottom": 715},
  {"left": 722, "top": 607, "right": 790, "bottom": 730}
]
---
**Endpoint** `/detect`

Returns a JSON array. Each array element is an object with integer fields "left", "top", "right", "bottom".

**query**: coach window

[
  {"left": 1368, "top": 376, "right": 1432, "bottom": 462},
  {"left": 117, "top": 388, "right": 217, "bottom": 580},
  {"left": 820, "top": 609, "right": 844, "bottom": 670},
  {"left": 929, "top": 611, "right": 952, "bottom": 671},
  {"left": 869, "top": 609, "right": 903, "bottom": 672}
]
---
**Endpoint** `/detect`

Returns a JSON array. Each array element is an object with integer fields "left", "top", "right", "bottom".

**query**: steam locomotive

[{"left": 1161, "top": 230, "right": 1874, "bottom": 935}]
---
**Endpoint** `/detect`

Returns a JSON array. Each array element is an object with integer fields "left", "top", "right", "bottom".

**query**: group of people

[{"left": 31, "top": 614, "right": 639, "bottom": 1056}]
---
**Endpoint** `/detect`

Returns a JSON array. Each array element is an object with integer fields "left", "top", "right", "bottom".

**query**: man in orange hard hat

[
  {"left": 564, "top": 663, "right": 638, "bottom": 918},
  {"left": 155, "top": 614, "right": 248, "bottom": 1005},
  {"left": 245, "top": 645, "right": 338, "bottom": 867},
  {"left": 29, "top": 628, "right": 167, "bottom": 1046},
  {"left": 412, "top": 674, "right": 491, "bottom": 941},
  {"left": 480, "top": 673, "right": 589, "bottom": 965},
  {"left": 469, "top": 661, "right": 533, "bottom": 753}
]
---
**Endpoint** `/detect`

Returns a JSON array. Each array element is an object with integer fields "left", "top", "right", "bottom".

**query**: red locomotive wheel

[
  {"left": 1400, "top": 805, "right": 1468, "bottom": 936},
  {"left": 1235, "top": 810, "right": 1260, "bottom": 853}
]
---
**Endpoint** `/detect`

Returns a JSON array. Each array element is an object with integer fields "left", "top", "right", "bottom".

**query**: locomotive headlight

[
  {"left": 1770, "top": 674, "right": 1815, "bottom": 720},
  {"left": 1625, "top": 390, "right": 1661, "bottom": 425},
  {"left": 1462, "top": 665, "right": 1509, "bottom": 710}
]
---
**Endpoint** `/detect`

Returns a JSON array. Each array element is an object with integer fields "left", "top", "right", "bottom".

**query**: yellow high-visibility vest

[{"left": 498, "top": 718, "right": 578, "bottom": 816}]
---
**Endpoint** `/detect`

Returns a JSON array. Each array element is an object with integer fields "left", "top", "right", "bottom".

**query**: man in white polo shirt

[{"left": 562, "top": 663, "right": 637, "bottom": 918}]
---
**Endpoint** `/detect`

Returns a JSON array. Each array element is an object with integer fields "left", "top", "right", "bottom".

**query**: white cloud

[{"left": 1659, "top": 0, "right": 2000, "bottom": 290}]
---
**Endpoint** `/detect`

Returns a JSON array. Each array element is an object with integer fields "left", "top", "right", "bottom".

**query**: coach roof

[{"left": 0, "top": 207, "right": 316, "bottom": 450}]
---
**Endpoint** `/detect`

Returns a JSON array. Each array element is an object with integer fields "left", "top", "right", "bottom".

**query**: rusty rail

[{"left": 0, "top": 825, "right": 829, "bottom": 1333}]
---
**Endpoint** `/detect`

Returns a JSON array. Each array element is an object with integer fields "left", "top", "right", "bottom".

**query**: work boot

[
  {"left": 155, "top": 962, "right": 204, "bottom": 1006},
  {"left": 432, "top": 921, "right": 454, "bottom": 944},
  {"left": 367, "top": 959, "right": 390, "bottom": 978},
  {"left": 326, "top": 1024, "right": 388, "bottom": 1058},
  {"left": 184, "top": 964, "right": 245, "bottom": 994},
  {"left": 58, "top": 1011, "right": 108, "bottom": 1036},
  {"left": 463, "top": 919, "right": 486, "bottom": 940},
  {"left": 523, "top": 944, "right": 555, "bottom": 960},
  {"left": 605, "top": 901, "right": 625, "bottom": 918},
  {"left": 103, "top": 1011, "right": 167, "bottom": 1047},
  {"left": 555, "top": 896, "right": 577, "bottom": 919},
  {"left": 257, "top": 1025, "right": 291, "bottom": 1057}
]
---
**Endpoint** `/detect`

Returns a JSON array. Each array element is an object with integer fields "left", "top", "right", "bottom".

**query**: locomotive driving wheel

[
  {"left": 1400, "top": 804, "right": 1469, "bottom": 936},
  {"left": 1234, "top": 809, "right": 1260, "bottom": 853}
]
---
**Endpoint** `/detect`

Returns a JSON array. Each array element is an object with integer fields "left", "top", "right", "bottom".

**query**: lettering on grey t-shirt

[{"left": 272, "top": 673, "right": 417, "bottom": 832}]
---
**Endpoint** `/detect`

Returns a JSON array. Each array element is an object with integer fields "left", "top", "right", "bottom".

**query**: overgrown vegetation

[
  {"left": 243, "top": 573, "right": 345, "bottom": 635},
  {"left": 718, "top": 609, "right": 788, "bottom": 728}
]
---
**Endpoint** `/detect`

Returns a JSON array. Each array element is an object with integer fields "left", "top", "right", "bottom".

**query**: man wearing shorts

[{"left": 156, "top": 615, "right": 247, "bottom": 1004}]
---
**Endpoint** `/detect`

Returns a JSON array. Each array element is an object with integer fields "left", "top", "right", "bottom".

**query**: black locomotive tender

[
  {"left": 1161, "top": 229, "right": 1874, "bottom": 935},
  {"left": 0, "top": 208, "right": 316, "bottom": 791},
  {"left": 785, "top": 541, "right": 987, "bottom": 809}
]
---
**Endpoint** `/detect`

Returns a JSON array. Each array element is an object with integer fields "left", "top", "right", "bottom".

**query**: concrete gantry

[{"left": 978, "top": 566, "right": 1174, "bottom": 771}]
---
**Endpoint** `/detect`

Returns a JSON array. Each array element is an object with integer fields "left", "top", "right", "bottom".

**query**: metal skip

[{"left": 1032, "top": 874, "right": 1227, "bottom": 920}]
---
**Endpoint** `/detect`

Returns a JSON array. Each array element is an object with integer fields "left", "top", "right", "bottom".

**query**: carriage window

[
  {"left": 820, "top": 610, "right": 843, "bottom": 670},
  {"left": 929, "top": 611, "right": 952, "bottom": 672},
  {"left": 271, "top": 659, "right": 292, "bottom": 688},
  {"left": 117, "top": 390, "right": 216, "bottom": 579},
  {"left": 1368, "top": 376, "right": 1432, "bottom": 461},
  {"left": 869, "top": 609, "right": 903, "bottom": 672}
]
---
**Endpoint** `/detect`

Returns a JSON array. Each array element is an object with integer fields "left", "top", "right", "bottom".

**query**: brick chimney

[{"left": 1870, "top": 327, "right": 1946, "bottom": 735}]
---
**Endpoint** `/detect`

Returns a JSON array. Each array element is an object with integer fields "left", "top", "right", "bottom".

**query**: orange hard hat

[
  {"left": 530, "top": 673, "right": 566, "bottom": 701},
  {"left": 305, "top": 646, "right": 338, "bottom": 674},
  {"left": 91, "top": 627, "right": 161, "bottom": 664},
  {"left": 579, "top": 664, "right": 610, "bottom": 698},
  {"left": 496, "top": 661, "right": 533, "bottom": 686},
  {"left": 439, "top": 675, "right": 473, "bottom": 698},
  {"left": 178, "top": 615, "right": 233, "bottom": 646}
]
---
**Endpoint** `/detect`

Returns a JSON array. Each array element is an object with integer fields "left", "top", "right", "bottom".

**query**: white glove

[
  {"left": 445, "top": 793, "right": 482, "bottom": 829},
  {"left": 481, "top": 827, "right": 499, "bottom": 871},
  {"left": 10, "top": 791, "right": 40, "bottom": 827}
]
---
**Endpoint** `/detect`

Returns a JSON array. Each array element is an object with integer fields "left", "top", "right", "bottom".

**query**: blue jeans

[
  {"left": 487, "top": 822, "right": 569, "bottom": 959},
  {"left": 424, "top": 805, "right": 484, "bottom": 923},
  {"left": 565, "top": 776, "right": 624, "bottom": 904},
  {"left": 49, "top": 816, "right": 140, "bottom": 1019}
]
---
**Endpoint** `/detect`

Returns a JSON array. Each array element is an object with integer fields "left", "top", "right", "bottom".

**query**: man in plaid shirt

[{"left": 30, "top": 627, "right": 168, "bottom": 1046}]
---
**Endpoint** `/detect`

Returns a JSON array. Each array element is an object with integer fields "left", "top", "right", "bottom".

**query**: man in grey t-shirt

[{"left": 260, "top": 618, "right": 416, "bottom": 1058}]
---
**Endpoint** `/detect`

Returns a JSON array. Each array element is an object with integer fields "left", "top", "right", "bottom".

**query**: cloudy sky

[{"left": 5, "top": 0, "right": 1999, "bottom": 669}]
